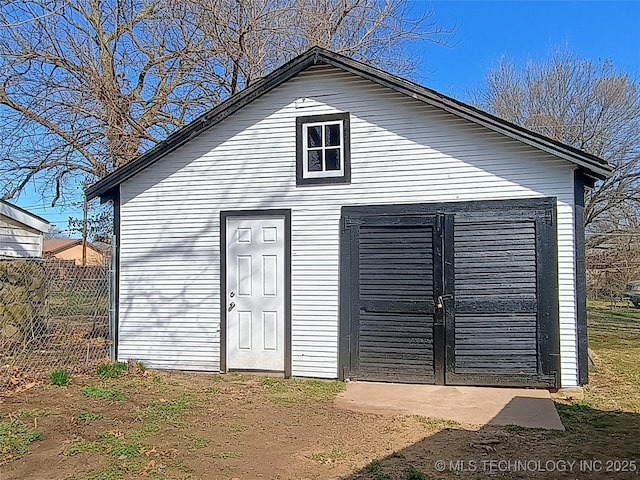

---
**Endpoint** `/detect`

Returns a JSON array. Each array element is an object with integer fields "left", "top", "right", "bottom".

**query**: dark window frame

[{"left": 296, "top": 113, "right": 351, "bottom": 186}]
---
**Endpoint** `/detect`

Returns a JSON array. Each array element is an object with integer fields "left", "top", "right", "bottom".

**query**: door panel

[
  {"left": 226, "top": 216, "right": 285, "bottom": 371},
  {"left": 350, "top": 217, "right": 442, "bottom": 383},
  {"left": 341, "top": 199, "right": 559, "bottom": 388},
  {"left": 445, "top": 213, "right": 557, "bottom": 387},
  {"left": 452, "top": 221, "right": 538, "bottom": 375}
]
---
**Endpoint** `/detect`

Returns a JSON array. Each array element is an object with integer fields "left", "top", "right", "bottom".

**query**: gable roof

[
  {"left": 0, "top": 199, "right": 51, "bottom": 233},
  {"left": 86, "top": 47, "right": 612, "bottom": 201},
  {"left": 43, "top": 238, "right": 102, "bottom": 255}
]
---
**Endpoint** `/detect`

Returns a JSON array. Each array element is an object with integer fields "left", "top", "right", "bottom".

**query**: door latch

[{"left": 436, "top": 294, "right": 453, "bottom": 309}]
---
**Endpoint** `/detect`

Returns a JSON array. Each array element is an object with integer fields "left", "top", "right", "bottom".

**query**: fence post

[{"left": 109, "top": 235, "right": 117, "bottom": 361}]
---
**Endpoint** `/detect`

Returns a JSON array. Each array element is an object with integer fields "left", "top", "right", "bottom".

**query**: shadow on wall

[
  {"left": 339, "top": 400, "right": 640, "bottom": 480},
  {"left": 117, "top": 90, "right": 298, "bottom": 371},
  {"left": 118, "top": 220, "right": 219, "bottom": 370},
  {"left": 115, "top": 69, "right": 577, "bottom": 372}
]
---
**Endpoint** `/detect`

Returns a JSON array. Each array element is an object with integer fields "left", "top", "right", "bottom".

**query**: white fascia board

[{"left": 0, "top": 201, "right": 51, "bottom": 233}]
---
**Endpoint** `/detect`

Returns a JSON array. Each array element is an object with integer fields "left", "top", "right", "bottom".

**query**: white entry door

[{"left": 226, "top": 216, "right": 285, "bottom": 371}]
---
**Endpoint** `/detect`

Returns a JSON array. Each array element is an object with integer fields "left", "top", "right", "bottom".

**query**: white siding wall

[
  {"left": 0, "top": 216, "right": 43, "bottom": 258},
  {"left": 120, "top": 65, "right": 580, "bottom": 386}
]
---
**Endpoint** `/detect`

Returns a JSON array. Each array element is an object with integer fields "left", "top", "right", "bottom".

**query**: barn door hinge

[
  {"left": 536, "top": 209, "right": 553, "bottom": 226},
  {"left": 343, "top": 217, "right": 364, "bottom": 231},
  {"left": 529, "top": 210, "right": 553, "bottom": 225}
]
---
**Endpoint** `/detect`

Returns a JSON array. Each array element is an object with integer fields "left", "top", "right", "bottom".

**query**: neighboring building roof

[
  {"left": 86, "top": 46, "right": 613, "bottom": 201},
  {"left": 0, "top": 199, "right": 51, "bottom": 233},
  {"left": 43, "top": 238, "right": 102, "bottom": 255}
]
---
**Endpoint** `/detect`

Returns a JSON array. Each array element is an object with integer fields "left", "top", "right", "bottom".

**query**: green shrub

[
  {"left": 403, "top": 467, "right": 427, "bottom": 480},
  {"left": 77, "top": 411, "right": 105, "bottom": 421},
  {"left": 0, "top": 419, "right": 42, "bottom": 460},
  {"left": 366, "top": 460, "right": 382, "bottom": 473},
  {"left": 80, "top": 385, "right": 125, "bottom": 401},
  {"left": 143, "top": 394, "right": 194, "bottom": 423},
  {"left": 50, "top": 369, "right": 69, "bottom": 386},
  {"left": 97, "top": 362, "right": 128, "bottom": 379}
]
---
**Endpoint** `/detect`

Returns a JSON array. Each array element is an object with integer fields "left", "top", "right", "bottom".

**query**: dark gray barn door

[
  {"left": 340, "top": 199, "right": 560, "bottom": 388},
  {"left": 343, "top": 215, "right": 443, "bottom": 383},
  {"left": 444, "top": 210, "right": 558, "bottom": 387},
  {"left": 454, "top": 221, "right": 538, "bottom": 375}
]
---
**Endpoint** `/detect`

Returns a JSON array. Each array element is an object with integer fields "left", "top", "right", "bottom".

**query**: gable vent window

[{"left": 296, "top": 113, "right": 350, "bottom": 185}]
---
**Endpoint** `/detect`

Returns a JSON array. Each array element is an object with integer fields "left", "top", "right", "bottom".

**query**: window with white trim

[{"left": 296, "top": 113, "right": 350, "bottom": 185}]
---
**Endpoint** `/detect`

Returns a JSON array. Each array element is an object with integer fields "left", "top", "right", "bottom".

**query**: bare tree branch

[
  {"left": 0, "top": 0, "right": 453, "bottom": 204},
  {"left": 476, "top": 50, "right": 640, "bottom": 238}
]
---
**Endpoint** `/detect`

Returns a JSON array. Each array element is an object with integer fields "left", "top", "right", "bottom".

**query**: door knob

[
  {"left": 228, "top": 302, "right": 236, "bottom": 312},
  {"left": 230, "top": 291, "right": 235, "bottom": 297}
]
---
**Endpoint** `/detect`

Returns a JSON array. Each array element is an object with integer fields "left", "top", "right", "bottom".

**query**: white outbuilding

[
  {"left": 87, "top": 48, "right": 612, "bottom": 388},
  {"left": 0, "top": 199, "right": 51, "bottom": 259}
]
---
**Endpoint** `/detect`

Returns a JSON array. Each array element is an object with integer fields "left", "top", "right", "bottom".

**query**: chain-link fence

[
  {"left": 0, "top": 256, "right": 112, "bottom": 392},
  {"left": 586, "top": 233, "right": 640, "bottom": 303}
]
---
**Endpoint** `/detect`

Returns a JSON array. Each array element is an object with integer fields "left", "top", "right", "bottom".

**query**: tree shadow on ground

[{"left": 340, "top": 399, "right": 640, "bottom": 480}]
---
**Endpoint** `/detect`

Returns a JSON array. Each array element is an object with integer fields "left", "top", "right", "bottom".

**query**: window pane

[
  {"left": 307, "top": 126, "right": 322, "bottom": 147},
  {"left": 325, "top": 124, "right": 341, "bottom": 147},
  {"left": 307, "top": 150, "right": 322, "bottom": 171},
  {"left": 325, "top": 149, "right": 341, "bottom": 170}
]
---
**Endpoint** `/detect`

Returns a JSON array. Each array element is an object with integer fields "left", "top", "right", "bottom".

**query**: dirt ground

[{"left": 1, "top": 364, "right": 639, "bottom": 480}]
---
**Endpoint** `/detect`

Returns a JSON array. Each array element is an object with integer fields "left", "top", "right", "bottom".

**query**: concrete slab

[{"left": 335, "top": 382, "right": 565, "bottom": 431}]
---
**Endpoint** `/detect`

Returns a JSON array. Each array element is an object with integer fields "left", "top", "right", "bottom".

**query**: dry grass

[
  {"left": 586, "top": 302, "right": 640, "bottom": 412},
  {"left": 0, "top": 304, "right": 639, "bottom": 479}
]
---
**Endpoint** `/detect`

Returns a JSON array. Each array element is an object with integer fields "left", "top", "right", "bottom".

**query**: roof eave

[
  {"left": 45, "top": 239, "right": 102, "bottom": 255},
  {"left": 86, "top": 48, "right": 324, "bottom": 201},
  {"left": 314, "top": 51, "right": 612, "bottom": 180},
  {"left": 85, "top": 47, "right": 613, "bottom": 200},
  {"left": 0, "top": 199, "right": 51, "bottom": 233},
  {"left": 46, "top": 240, "right": 82, "bottom": 255}
]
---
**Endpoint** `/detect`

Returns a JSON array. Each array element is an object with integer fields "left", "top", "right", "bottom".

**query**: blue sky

[
  {"left": 13, "top": 0, "right": 640, "bottom": 232},
  {"left": 419, "top": 0, "right": 640, "bottom": 98}
]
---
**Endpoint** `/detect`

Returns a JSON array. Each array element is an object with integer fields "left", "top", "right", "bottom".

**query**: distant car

[{"left": 622, "top": 281, "right": 640, "bottom": 308}]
